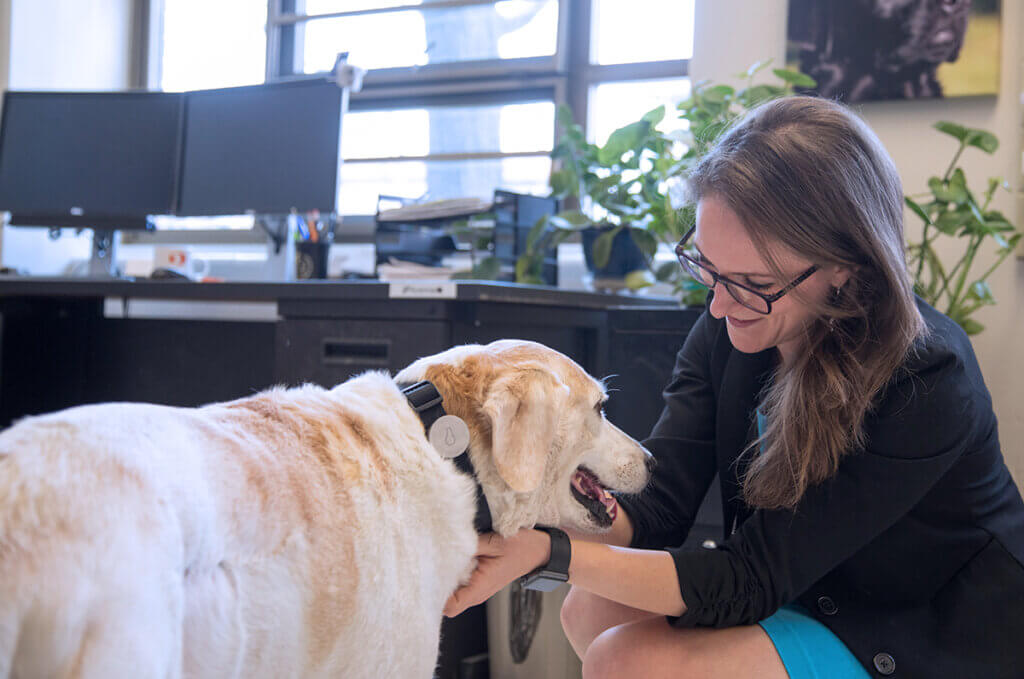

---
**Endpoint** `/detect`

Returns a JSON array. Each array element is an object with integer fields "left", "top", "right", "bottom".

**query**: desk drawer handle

[{"left": 322, "top": 338, "right": 391, "bottom": 366}]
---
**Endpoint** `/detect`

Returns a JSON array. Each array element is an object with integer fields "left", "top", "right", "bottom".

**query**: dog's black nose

[{"left": 644, "top": 455, "right": 657, "bottom": 473}]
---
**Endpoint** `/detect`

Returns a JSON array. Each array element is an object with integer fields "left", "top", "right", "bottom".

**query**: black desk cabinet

[{"left": 0, "top": 279, "right": 713, "bottom": 679}]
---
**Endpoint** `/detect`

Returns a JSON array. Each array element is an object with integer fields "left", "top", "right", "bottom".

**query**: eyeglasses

[{"left": 675, "top": 226, "right": 819, "bottom": 315}]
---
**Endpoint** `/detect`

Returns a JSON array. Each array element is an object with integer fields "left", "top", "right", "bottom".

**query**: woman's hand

[{"left": 443, "top": 528, "right": 550, "bottom": 617}]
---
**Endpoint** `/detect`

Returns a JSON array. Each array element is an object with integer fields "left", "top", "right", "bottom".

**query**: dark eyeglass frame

[{"left": 674, "top": 226, "right": 819, "bottom": 315}]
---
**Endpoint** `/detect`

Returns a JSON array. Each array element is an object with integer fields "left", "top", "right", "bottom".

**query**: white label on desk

[
  {"left": 388, "top": 282, "right": 457, "bottom": 299},
  {"left": 103, "top": 297, "right": 279, "bottom": 322}
]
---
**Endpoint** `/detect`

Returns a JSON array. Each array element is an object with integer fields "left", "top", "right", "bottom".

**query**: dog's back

[{"left": 0, "top": 372, "right": 479, "bottom": 679}]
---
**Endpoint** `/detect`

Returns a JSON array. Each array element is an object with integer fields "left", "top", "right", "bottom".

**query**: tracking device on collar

[
  {"left": 400, "top": 380, "right": 492, "bottom": 533},
  {"left": 400, "top": 381, "right": 470, "bottom": 458},
  {"left": 520, "top": 526, "right": 571, "bottom": 591}
]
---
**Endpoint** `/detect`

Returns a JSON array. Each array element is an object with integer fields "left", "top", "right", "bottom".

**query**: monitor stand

[
  {"left": 86, "top": 229, "right": 123, "bottom": 278},
  {"left": 257, "top": 215, "right": 297, "bottom": 281}
]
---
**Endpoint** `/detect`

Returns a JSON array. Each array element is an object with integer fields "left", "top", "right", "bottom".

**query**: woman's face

[{"left": 694, "top": 195, "right": 848, "bottom": 363}]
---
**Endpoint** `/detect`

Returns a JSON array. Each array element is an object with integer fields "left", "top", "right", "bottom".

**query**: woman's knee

[
  {"left": 581, "top": 624, "right": 638, "bottom": 679},
  {"left": 561, "top": 587, "right": 657, "bottom": 661}
]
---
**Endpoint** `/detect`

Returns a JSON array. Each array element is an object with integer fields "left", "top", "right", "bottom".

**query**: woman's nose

[{"left": 707, "top": 285, "right": 736, "bottom": 318}]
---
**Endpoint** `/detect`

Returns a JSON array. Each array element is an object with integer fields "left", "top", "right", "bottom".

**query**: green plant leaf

[
  {"left": 549, "top": 167, "right": 578, "bottom": 199},
  {"left": 934, "top": 209, "right": 970, "bottom": 234},
  {"left": 701, "top": 85, "right": 732, "bottom": 104},
  {"left": 629, "top": 228, "right": 659, "bottom": 259},
  {"left": 771, "top": 68, "right": 816, "bottom": 88},
  {"left": 964, "top": 129, "right": 999, "bottom": 154},
  {"left": 967, "top": 280, "right": 996, "bottom": 305},
  {"left": 927, "top": 176, "right": 956, "bottom": 203},
  {"left": 905, "top": 196, "right": 932, "bottom": 225},
  {"left": 959, "top": 318, "right": 985, "bottom": 335},
  {"left": 599, "top": 121, "right": 648, "bottom": 165},
  {"left": 467, "top": 256, "right": 500, "bottom": 280},
  {"left": 641, "top": 105, "right": 666, "bottom": 126},
  {"left": 740, "top": 58, "right": 773, "bottom": 79},
  {"left": 655, "top": 260, "right": 679, "bottom": 282},
  {"left": 605, "top": 201, "right": 643, "bottom": 218},
  {"left": 934, "top": 121, "right": 969, "bottom": 141},
  {"left": 997, "top": 233, "right": 1023, "bottom": 255},
  {"left": 546, "top": 215, "right": 572, "bottom": 230},
  {"left": 554, "top": 210, "right": 590, "bottom": 227},
  {"left": 525, "top": 215, "right": 551, "bottom": 252},
  {"left": 556, "top": 104, "right": 576, "bottom": 131},
  {"left": 591, "top": 227, "right": 620, "bottom": 268},
  {"left": 983, "top": 210, "right": 1015, "bottom": 229},
  {"left": 947, "top": 168, "right": 968, "bottom": 203},
  {"left": 742, "top": 84, "right": 786, "bottom": 107},
  {"left": 624, "top": 269, "right": 655, "bottom": 290}
]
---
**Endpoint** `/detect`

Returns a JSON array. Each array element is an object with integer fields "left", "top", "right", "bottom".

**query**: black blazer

[{"left": 617, "top": 299, "right": 1024, "bottom": 678}]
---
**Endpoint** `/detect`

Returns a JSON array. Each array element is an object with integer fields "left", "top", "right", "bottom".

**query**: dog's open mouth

[{"left": 570, "top": 466, "right": 617, "bottom": 527}]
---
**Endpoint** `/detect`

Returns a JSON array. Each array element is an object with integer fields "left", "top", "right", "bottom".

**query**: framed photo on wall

[{"left": 786, "top": 0, "right": 1001, "bottom": 103}]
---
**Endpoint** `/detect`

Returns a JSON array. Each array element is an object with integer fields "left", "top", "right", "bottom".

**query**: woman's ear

[
  {"left": 481, "top": 370, "right": 562, "bottom": 494},
  {"left": 829, "top": 265, "right": 854, "bottom": 289}
]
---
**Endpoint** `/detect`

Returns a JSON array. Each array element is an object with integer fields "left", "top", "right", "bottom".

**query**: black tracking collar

[{"left": 399, "top": 380, "right": 493, "bottom": 534}]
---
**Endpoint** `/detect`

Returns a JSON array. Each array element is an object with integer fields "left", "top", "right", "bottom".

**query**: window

[
  {"left": 151, "top": 0, "right": 694, "bottom": 224},
  {"left": 159, "top": 0, "right": 267, "bottom": 91},
  {"left": 294, "top": 0, "right": 559, "bottom": 73}
]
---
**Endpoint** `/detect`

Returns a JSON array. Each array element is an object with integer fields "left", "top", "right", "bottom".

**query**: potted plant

[
  {"left": 515, "top": 103, "right": 669, "bottom": 290},
  {"left": 519, "top": 60, "right": 815, "bottom": 305},
  {"left": 904, "top": 122, "right": 1022, "bottom": 335}
]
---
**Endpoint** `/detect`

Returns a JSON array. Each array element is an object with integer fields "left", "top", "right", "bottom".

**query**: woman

[{"left": 443, "top": 96, "right": 1024, "bottom": 678}]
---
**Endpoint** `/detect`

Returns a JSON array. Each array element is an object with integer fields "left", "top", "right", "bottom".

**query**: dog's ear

[{"left": 482, "top": 370, "right": 563, "bottom": 494}]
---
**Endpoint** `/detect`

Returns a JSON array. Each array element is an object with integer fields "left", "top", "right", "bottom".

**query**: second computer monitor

[{"left": 177, "top": 79, "right": 343, "bottom": 216}]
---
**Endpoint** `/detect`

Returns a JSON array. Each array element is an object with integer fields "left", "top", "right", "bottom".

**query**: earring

[{"left": 828, "top": 286, "right": 842, "bottom": 332}]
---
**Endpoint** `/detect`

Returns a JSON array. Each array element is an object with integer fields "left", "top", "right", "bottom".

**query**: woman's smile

[{"left": 726, "top": 316, "right": 764, "bottom": 329}]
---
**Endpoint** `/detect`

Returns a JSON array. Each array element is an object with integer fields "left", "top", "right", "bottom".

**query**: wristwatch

[{"left": 520, "top": 526, "right": 571, "bottom": 592}]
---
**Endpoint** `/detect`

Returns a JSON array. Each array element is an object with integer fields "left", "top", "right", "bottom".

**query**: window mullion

[
  {"left": 271, "top": 0, "right": 503, "bottom": 24},
  {"left": 564, "top": 0, "right": 591, "bottom": 132},
  {"left": 585, "top": 60, "right": 689, "bottom": 86},
  {"left": 265, "top": 0, "right": 282, "bottom": 80}
]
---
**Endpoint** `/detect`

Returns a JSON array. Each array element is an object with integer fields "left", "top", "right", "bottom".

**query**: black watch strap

[{"left": 520, "top": 526, "right": 571, "bottom": 592}]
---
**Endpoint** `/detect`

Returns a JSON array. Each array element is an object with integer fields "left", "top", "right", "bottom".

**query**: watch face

[{"left": 520, "top": 571, "right": 567, "bottom": 592}]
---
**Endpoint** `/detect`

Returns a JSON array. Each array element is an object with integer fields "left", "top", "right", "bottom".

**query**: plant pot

[{"left": 581, "top": 226, "right": 648, "bottom": 279}]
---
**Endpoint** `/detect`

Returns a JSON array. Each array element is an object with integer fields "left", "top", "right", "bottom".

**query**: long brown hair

[{"left": 687, "top": 96, "right": 925, "bottom": 510}]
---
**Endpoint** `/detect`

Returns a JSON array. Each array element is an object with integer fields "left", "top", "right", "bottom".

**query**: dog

[
  {"left": 0, "top": 339, "right": 650, "bottom": 678},
  {"left": 789, "top": 0, "right": 973, "bottom": 101}
]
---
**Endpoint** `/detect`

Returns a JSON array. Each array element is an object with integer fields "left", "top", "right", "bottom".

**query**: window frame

[{"left": 129, "top": 0, "right": 689, "bottom": 243}]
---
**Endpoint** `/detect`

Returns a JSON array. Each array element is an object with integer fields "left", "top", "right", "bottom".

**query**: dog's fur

[
  {"left": 0, "top": 340, "right": 649, "bottom": 679},
  {"left": 790, "top": 0, "right": 972, "bottom": 102}
]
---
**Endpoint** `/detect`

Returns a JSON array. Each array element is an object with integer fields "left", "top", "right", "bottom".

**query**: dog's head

[{"left": 395, "top": 340, "right": 651, "bottom": 536}]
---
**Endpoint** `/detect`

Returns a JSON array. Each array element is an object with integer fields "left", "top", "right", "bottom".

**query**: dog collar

[{"left": 399, "top": 380, "right": 492, "bottom": 534}]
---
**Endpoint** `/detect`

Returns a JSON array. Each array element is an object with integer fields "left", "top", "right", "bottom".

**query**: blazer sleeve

[
  {"left": 665, "top": 334, "right": 993, "bottom": 628},
  {"left": 615, "top": 310, "right": 720, "bottom": 551}
]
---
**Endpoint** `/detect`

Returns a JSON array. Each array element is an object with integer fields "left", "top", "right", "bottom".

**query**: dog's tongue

[{"left": 571, "top": 469, "right": 618, "bottom": 520}]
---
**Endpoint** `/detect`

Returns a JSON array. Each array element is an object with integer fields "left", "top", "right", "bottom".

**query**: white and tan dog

[{"left": 0, "top": 340, "right": 650, "bottom": 679}]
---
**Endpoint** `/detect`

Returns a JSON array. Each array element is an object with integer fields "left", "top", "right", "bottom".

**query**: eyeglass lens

[{"left": 679, "top": 254, "right": 771, "bottom": 314}]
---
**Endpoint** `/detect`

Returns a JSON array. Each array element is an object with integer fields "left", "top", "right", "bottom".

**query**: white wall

[
  {"left": 1, "top": 0, "right": 135, "bottom": 274},
  {"left": 693, "top": 0, "right": 1024, "bottom": 484}
]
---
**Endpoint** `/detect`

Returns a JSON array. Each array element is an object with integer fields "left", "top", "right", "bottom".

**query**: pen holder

[{"left": 296, "top": 241, "right": 330, "bottom": 279}]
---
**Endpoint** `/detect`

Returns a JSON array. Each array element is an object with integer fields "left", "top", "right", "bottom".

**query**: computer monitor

[
  {"left": 0, "top": 91, "right": 183, "bottom": 228},
  {"left": 177, "top": 79, "right": 343, "bottom": 216}
]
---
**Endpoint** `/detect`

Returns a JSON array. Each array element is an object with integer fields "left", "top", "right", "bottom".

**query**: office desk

[{"left": 0, "top": 278, "right": 716, "bottom": 679}]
